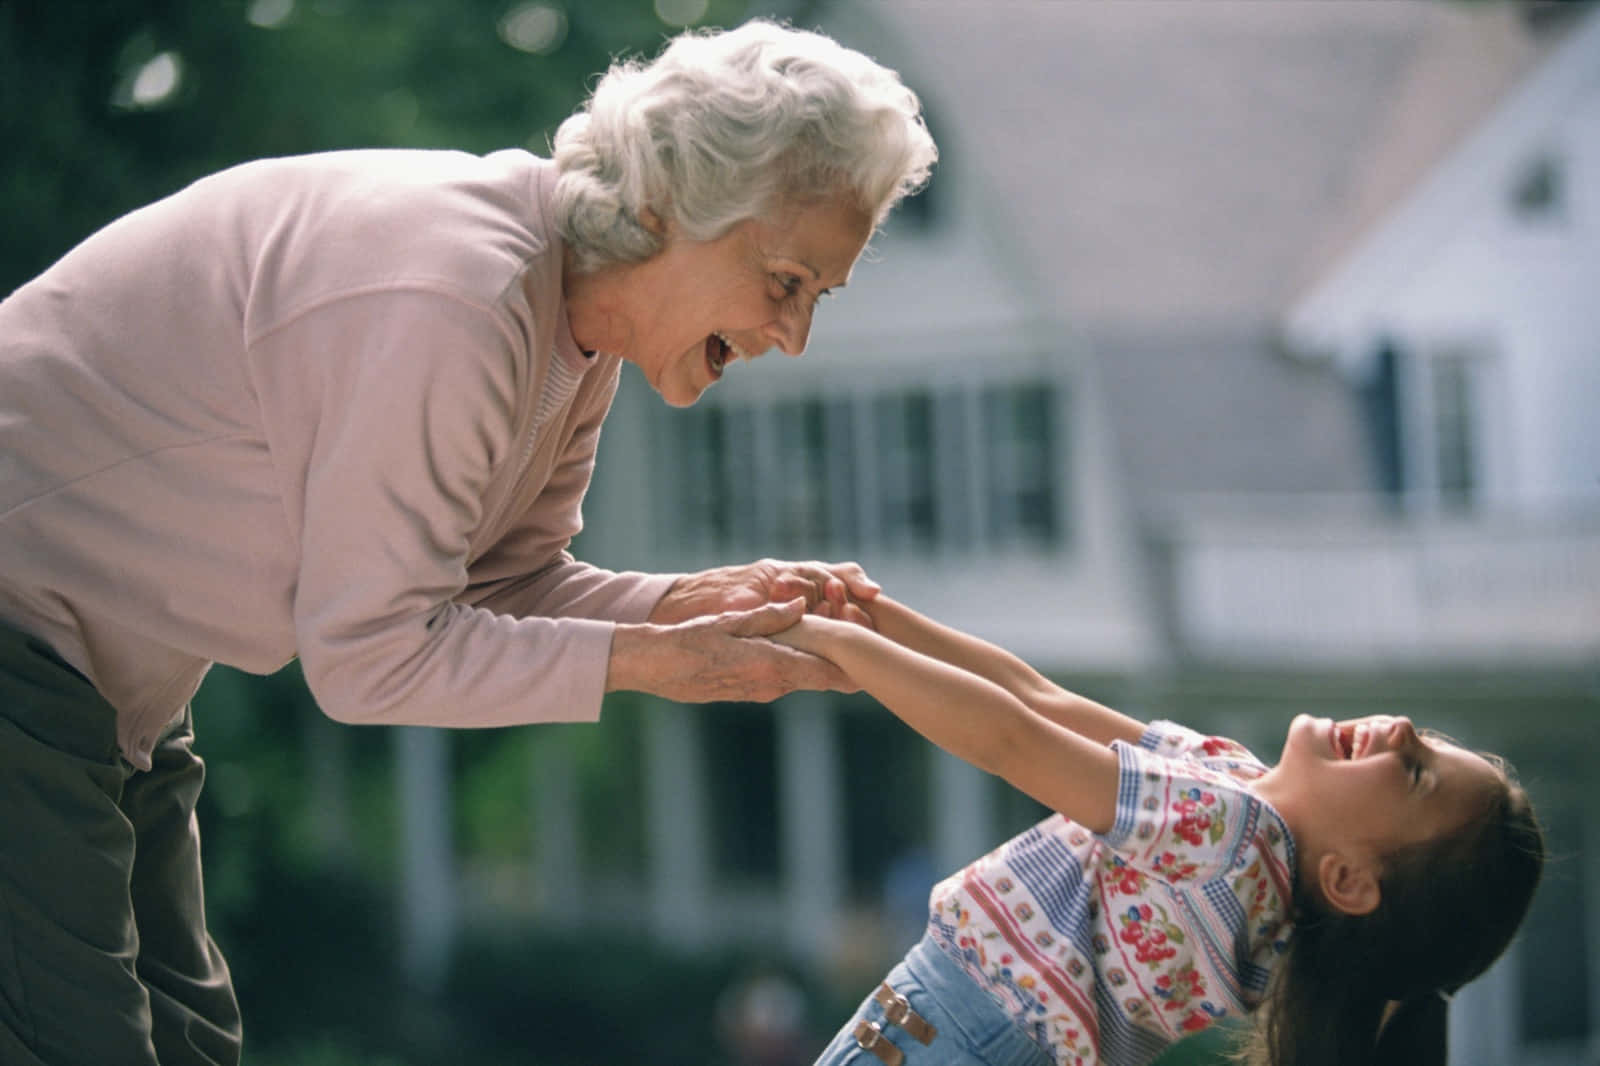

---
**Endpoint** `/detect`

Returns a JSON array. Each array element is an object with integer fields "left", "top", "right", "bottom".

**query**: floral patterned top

[{"left": 927, "top": 721, "right": 1296, "bottom": 1066}]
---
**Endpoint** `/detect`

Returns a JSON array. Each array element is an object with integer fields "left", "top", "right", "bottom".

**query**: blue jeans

[{"left": 815, "top": 935, "right": 1054, "bottom": 1066}]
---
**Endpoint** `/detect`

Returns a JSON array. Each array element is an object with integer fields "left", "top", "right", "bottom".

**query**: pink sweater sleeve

[
  {"left": 459, "top": 364, "right": 682, "bottom": 625},
  {"left": 251, "top": 286, "right": 642, "bottom": 727}
]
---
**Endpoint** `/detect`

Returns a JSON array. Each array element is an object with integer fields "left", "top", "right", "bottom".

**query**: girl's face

[
  {"left": 597, "top": 193, "right": 874, "bottom": 408},
  {"left": 1255, "top": 714, "right": 1504, "bottom": 909}
]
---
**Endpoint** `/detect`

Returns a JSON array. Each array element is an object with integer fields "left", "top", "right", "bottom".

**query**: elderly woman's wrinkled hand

[
  {"left": 609, "top": 597, "right": 861, "bottom": 702},
  {"left": 649, "top": 558, "right": 879, "bottom": 627}
]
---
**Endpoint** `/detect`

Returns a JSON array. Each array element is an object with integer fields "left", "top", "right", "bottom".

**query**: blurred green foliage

[{"left": 0, "top": 0, "right": 751, "bottom": 297}]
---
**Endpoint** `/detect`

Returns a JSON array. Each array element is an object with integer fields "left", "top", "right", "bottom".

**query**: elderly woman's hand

[
  {"left": 649, "top": 558, "right": 879, "bottom": 628},
  {"left": 608, "top": 597, "right": 860, "bottom": 702}
]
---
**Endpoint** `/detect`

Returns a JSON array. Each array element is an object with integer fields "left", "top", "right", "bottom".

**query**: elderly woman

[{"left": 0, "top": 19, "right": 936, "bottom": 1066}]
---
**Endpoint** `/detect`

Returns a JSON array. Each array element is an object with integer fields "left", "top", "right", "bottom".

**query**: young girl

[{"left": 771, "top": 595, "right": 1544, "bottom": 1066}]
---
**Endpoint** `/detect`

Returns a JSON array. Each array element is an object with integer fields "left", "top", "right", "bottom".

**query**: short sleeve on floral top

[{"left": 926, "top": 721, "right": 1297, "bottom": 1066}]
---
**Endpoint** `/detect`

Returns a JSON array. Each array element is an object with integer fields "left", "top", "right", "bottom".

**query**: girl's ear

[{"left": 1317, "top": 850, "right": 1381, "bottom": 916}]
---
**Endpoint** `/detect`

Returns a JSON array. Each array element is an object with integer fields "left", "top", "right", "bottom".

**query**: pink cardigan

[{"left": 0, "top": 149, "right": 676, "bottom": 769}]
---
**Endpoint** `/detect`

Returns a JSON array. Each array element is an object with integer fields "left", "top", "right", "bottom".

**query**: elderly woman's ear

[{"left": 638, "top": 207, "right": 667, "bottom": 237}]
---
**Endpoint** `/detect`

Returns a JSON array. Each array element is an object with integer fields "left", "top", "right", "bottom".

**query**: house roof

[
  {"left": 798, "top": 0, "right": 1560, "bottom": 502},
  {"left": 862, "top": 0, "right": 1549, "bottom": 324},
  {"left": 1284, "top": 1, "right": 1600, "bottom": 368}
]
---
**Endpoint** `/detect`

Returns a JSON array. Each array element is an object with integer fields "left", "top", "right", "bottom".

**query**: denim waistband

[{"left": 901, "top": 934, "right": 1052, "bottom": 1066}]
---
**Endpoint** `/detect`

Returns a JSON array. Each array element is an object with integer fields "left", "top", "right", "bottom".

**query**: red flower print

[
  {"left": 1107, "top": 858, "right": 1146, "bottom": 896},
  {"left": 1118, "top": 904, "right": 1179, "bottom": 965},
  {"left": 1171, "top": 788, "right": 1223, "bottom": 847},
  {"left": 1152, "top": 850, "right": 1200, "bottom": 883},
  {"left": 1153, "top": 964, "right": 1207, "bottom": 1012}
]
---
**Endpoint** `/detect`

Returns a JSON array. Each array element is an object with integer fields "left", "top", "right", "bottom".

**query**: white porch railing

[{"left": 1158, "top": 498, "right": 1600, "bottom": 666}]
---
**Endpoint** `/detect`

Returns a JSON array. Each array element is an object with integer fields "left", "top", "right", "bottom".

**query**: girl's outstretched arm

[
  {"left": 863, "top": 594, "right": 1147, "bottom": 748},
  {"left": 773, "top": 614, "right": 1119, "bottom": 833}
]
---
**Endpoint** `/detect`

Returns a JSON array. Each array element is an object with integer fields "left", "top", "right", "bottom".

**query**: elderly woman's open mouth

[{"left": 708, "top": 331, "right": 750, "bottom": 379}]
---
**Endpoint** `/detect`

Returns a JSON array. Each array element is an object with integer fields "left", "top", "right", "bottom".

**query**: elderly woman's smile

[
  {"left": 708, "top": 331, "right": 750, "bottom": 377},
  {"left": 569, "top": 192, "right": 875, "bottom": 408}
]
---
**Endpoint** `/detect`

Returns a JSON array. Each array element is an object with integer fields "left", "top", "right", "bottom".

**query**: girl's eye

[{"left": 1406, "top": 755, "right": 1422, "bottom": 786}]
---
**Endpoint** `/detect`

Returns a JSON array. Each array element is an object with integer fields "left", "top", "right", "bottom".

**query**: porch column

[
  {"left": 643, "top": 699, "right": 712, "bottom": 947},
  {"left": 777, "top": 692, "right": 843, "bottom": 963},
  {"left": 396, "top": 727, "right": 456, "bottom": 992}
]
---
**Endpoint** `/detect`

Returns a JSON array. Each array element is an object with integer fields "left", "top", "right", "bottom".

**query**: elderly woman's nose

[{"left": 768, "top": 301, "right": 814, "bottom": 356}]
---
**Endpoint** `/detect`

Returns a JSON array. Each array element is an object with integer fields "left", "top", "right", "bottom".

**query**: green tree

[{"left": 0, "top": 0, "right": 750, "bottom": 295}]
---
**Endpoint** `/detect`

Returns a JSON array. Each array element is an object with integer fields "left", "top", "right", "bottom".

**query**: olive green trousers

[{"left": 0, "top": 623, "right": 241, "bottom": 1065}]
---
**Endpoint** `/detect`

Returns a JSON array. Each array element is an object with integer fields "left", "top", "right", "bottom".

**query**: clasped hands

[{"left": 606, "top": 558, "right": 877, "bottom": 703}]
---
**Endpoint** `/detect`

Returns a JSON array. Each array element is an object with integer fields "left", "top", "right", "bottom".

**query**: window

[
  {"left": 652, "top": 375, "right": 1067, "bottom": 559},
  {"left": 1430, "top": 352, "right": 1478, "bottom": 512},
  {"left": 771, "top": 397, "right": 836, "bottom": 555},
  {"left": 719, "top": 406, "right": 763, "bottom": 549},
  {"left": 1359, "top": 341, "right": 1406, "bottom": 498},
  {"left": 1510, "top": 153, "right": 1564, "bottom": 222},
  {"left": 660, "top": 402, "right": 729, "bottom": 551},
  {"left": 874, "top": 390, "right": 938, "bottom": 553},
  {"left": 983, "top": 383, "right": 1061, "bottom": 548}
]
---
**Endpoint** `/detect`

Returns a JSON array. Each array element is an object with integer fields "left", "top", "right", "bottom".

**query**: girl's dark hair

[{"left": 1237, "top": 753, "right": 1544, "bottom": 1066}]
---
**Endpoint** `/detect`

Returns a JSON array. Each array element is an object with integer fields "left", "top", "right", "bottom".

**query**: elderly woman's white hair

[{"left": 552, "top": 18, "right": 937, "bottom": 272}]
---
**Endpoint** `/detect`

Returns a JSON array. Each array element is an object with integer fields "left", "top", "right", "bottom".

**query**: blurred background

[{"left": 4, "top": 0, "right": 1598, "bottom": 1063}]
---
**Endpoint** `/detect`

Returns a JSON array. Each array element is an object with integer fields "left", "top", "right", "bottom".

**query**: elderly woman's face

[{"left": 630, "top": 193, "right": 874, "bottom": 407}]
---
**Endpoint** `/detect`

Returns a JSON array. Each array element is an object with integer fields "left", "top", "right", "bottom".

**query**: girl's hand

[{"left": 766, "top": 613, "right": 840, "bottom": 654}]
